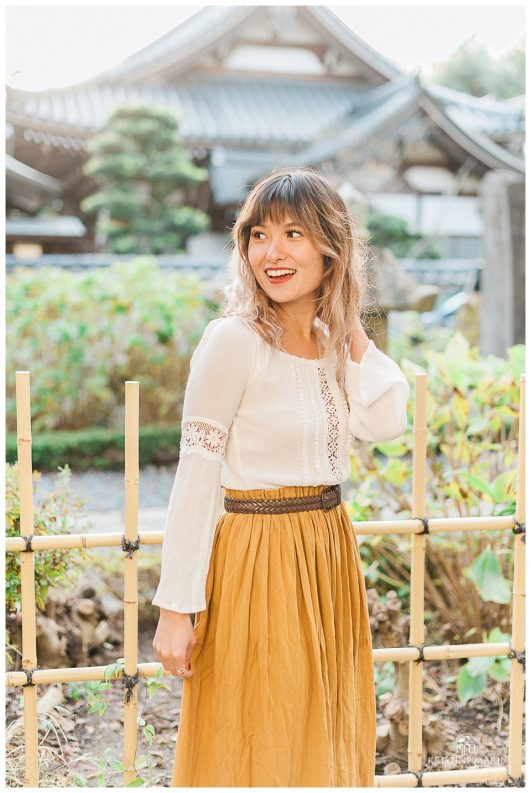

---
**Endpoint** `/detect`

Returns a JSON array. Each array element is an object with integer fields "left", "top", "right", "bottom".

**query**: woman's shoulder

[
  {"left": 202, "top": 314, "right": 259, "bottom": 344},
  {"left": 193, "top": 315, "right": 261, "bottom": 364},
  {"left": 191, "top": 315, "right": 264, "bottom": 382}
]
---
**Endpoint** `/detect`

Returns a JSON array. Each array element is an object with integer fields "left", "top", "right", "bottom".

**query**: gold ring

[{"left": 176, "top": 667, "right": 187, "bottom": 674}]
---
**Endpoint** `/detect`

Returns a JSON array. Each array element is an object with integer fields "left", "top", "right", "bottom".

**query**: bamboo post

[
  {"left": 507, "top": 374, "right": 525, "bottom": 784},
  {"left": 15, "top": 371, "right": 39, "bottom": 787},
  {"left": 123, "top": 381, "right": 140, "bottom": 785},
  {"left": 408, "top": 373, "right": 428, "bottom": 774}
]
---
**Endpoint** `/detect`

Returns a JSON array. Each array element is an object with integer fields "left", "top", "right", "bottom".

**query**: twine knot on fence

[
  {"left": 409, "top": 643, "right": 427, "bottom": 664},
  {"left": 121, "top": 536, "right": 140, "bottom": 559},
  {"left": 507, "top": 647, "right": 525, "bottom": 672},
  {"left": 122, "top": 671, "right": 140, "bottom": 704},
  {"left": 505, "top": 772, "right": 525, "bottom": 786},
  {"left": 410, "top": 769, "right": 425, "bottom": 787},
  {"left": 21, "top": 535, "right": 34, "bottom": 552},
  {"left": 512, "top": 519, "right": 525, "bottom": 543},
  {"left": 21, "top": 666, "right": 40, "bottom": 687}
]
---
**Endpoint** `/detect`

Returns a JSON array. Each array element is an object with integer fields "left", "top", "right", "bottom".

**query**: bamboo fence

[{"left": 5, "top": 370, "right": 526, "bottom": 788}]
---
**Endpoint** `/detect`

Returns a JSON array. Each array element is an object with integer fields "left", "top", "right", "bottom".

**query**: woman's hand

[{"left": 152, "top": 609, "right": 197, "bottom": 679}]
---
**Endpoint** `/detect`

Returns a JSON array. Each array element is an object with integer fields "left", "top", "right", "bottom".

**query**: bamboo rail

[{"left": 6, "top": 370, "right": 526, "bottom": 787}]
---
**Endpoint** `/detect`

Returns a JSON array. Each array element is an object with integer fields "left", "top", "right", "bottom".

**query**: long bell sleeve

[
  {"left": 151, "top": 317, "right": 256, "bottom": 614},
  {"left": 345, "top": 338, "right": 409, "bottom": 442}
]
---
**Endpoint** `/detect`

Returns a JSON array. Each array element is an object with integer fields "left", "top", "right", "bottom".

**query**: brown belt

[{"left": 224, "top": 484, "right": 342, "bottom": 514}]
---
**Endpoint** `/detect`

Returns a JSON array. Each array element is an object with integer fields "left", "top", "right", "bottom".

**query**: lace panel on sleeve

[{"left": 180, "top": 416, "right": 229, "bottom": 462}]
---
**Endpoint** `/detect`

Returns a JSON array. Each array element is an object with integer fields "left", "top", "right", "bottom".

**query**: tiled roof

[
  {"left": 276, "top": 74, "right": 524, "bottom": 177},
  {"left": 6, "top": 4, "right": 524, "bottom": 196},
  {"left": 427, "top": 82, "right": 525, "bottom": 136},
  {"left": 8, "top": 69, "right": 523, "bottom": 156},
  {"left": 7, "top": 75, "right": 369, "bottom": 147}
]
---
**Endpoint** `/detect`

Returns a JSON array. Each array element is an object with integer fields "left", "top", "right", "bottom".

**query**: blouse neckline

[
  {"left": 270, "top": 320, "right": 331, "bottom": 364},
  {"left": 273, "top": 345, "right": 332, "bottom": 364},
  {"left": 235, "top": 314, "right": 334, "bottom": 364}
]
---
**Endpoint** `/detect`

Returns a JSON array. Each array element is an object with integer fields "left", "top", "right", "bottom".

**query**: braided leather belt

[{"left": 224, "top": 484, "right": 342, "bottom": 514}]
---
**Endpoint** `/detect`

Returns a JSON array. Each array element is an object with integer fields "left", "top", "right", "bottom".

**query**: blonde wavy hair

[{"left": 222, "top": 166, "right": 370, "bottom": 399}]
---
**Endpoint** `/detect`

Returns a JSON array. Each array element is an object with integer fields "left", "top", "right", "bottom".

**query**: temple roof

[
  {"left": 6, "top": 4, "right": 524, "bottom": 205},
  {"left": 7, "top": 71, "right": 523, "bottom": 164},
  {"left": 86, "top": 6, "right": 403, "bottom": 85}
]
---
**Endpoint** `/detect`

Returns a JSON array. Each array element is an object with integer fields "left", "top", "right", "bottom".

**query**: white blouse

[{"left": 151, "top": 315, "right": 410, "bottom": 614}]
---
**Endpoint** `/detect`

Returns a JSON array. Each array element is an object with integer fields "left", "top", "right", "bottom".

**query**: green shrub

[
  {"left": 6, "top": 423, "right": 181, "bottom": 472},
  {"left": 6, "top": 257, "right": 219, "bottom": 433},
  {"left": 367, "top": 209, "right": 442, "bottom": 258},
  {"left": 348, "top": 330, "right": 524, "bottom": 642},
  {"left": 5, "top": 463, "right": 89, "bottom": 666},
  {"left": 80, "top": 103, "right": 210, "bottom": 254}
]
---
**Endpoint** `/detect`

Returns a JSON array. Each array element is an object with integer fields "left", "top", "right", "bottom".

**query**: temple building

[{"left": 6, "top": 5, "right": 525, "bottom": 256}]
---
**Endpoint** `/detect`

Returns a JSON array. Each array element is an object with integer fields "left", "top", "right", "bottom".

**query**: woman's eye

[{"left": 250, "top": 229, "right": 302, "bottom": 239}]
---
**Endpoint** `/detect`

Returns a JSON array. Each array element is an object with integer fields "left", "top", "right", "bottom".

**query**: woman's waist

[{"left": 223, "top": 483, "right": 343, "bottom": 500}]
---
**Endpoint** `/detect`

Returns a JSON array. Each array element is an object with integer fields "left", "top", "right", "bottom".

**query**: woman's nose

[{"left": 266, "top": 236, "right": 287, "bottom": 261}]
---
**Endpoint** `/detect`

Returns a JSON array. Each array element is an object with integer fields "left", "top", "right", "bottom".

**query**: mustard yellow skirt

[{"left": 171, "top": 484, "right": 376, "bottom": 787}]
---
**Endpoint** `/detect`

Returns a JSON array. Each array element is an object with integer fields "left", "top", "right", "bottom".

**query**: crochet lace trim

[
  {"left": 180, "top": 417, "right": 228, "bottom": 461},
  {"left": 317, "top": 366, "right": 342, "bottom": 480}
]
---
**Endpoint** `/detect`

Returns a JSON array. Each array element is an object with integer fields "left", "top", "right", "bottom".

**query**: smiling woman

[{"left": 151, "top": 166, "right": 410, "bottom": 787}]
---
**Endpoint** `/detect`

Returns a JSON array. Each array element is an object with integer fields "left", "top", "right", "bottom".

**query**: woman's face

[{"left": 247, "top": 215, "right": 325, "bottom": 307}]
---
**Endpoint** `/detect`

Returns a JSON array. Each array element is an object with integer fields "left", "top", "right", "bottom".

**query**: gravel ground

[{"left": 33, "top": 464, "right": 178, "bottom": 512}]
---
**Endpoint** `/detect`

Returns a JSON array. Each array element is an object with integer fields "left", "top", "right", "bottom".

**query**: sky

[{"left": 4, "top": 2, "right": 526, "bottom": 91}]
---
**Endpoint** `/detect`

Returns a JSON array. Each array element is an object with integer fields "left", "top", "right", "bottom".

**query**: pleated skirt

[{"left": 171, "top": 484, "right": 376, "bottom": 787}]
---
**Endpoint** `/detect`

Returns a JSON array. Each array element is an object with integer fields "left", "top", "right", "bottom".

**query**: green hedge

[
  {"left": 5, "top": 423, "right": 181, "bottom": 472},
  {"left": 6, "top": 256, "right": 218, "bottom": 434}
]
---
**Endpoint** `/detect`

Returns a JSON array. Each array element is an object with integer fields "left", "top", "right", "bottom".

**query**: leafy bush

[
  {"left": 367, "top": 209, "right": 442, "bottom": 258},
  {"left": 6, "top": 257, "right": 218, "bottom": 433},
  {"left": 456, "top": 627, "right": 513, "bottom": 704},
  {"left": 5, "top": 463, "right": 89, "bottom": 666},
  {"left": 347, "top": 330, "right": 524, "bottom": 642},
  {"left": 80, "top": 103, "right": 210, "bottom": 254}
]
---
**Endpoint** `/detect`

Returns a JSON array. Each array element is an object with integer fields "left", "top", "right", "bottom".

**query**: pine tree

[{"left": 81, "top": 104, "right": 210, "bottom": 254}]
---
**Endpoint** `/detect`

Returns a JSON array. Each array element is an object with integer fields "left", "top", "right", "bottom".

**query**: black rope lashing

[
  {"left": 122, "top": 671, "right": 140, "bottom": 704},
  {"left": 121, "top": 536, "right": 140, "bottom": 559},
  {"left": 21, "top": 665, "right": 40, "bottom": 687},
  {"left": 415, "top": 517, "right": 430, "bottom": 535},
  {"left": 512, "top": 519, "right": 525, "bottom": 543},
  {"left": 508, "top": 647, "right": 525, "bottom": 672},
  {"left": 505, "top": 772, "right": 525, "bottom": 787},
  {"left": 410, "top": 770, "right": 425, "bottom": 788},
  {"left": 21, "top": 535, "right": 34, "bottom": 552},
  {"left": 409, "top": 644, "right": 426, "bottom": 664}
]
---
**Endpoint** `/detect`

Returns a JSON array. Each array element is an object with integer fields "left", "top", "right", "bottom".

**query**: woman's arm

[
  {"left": 349, "top": 315, "right": 371, "bottom": 363},
  {"left": 151, "top": 317, "right": 256, "bottom": 615},
  {"left": 345, "top": 318, "right": 409, "bottom": 442}
]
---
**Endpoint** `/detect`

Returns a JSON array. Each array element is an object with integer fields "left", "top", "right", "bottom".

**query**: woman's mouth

[{"left": 265, "top": 268, "right": 296, "bottom": 284}]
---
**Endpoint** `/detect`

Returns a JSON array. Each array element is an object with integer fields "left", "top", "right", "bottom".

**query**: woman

[{"left": 152, "top": 167, "right": 409, "bottom": 786}]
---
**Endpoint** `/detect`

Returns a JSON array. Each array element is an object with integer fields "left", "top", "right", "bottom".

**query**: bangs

[{"left": 245, "top": 176, "right": 307, "bottom": 230}]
